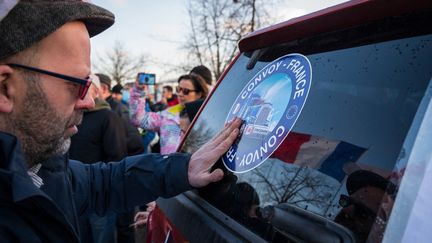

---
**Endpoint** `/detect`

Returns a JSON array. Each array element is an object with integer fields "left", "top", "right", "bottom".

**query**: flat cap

[
  {"left": 95, "top": 73, "right": 111, "bottom": 88},
  {"left": 346, "top": 170, "right": 397, "bottom": 195},
  {"left": 0, "top": 0, "right": 115, "bottom": 60}
]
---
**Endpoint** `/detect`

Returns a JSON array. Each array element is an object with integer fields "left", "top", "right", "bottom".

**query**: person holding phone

[
  {"left": 137, "top": 72, "right": 156, "bottom": 86},
  {"left": 129, "top": 74, "right": 209, "bottom": 154}
]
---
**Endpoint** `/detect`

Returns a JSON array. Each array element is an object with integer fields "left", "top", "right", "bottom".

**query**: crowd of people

[
  {"left": 67, "top": 70, "right": 211, "bottom": 242},
  {"left": 0, "top": 1, "right": 397, "bottom": 243},
  {"left": 0, "top": 1, "right": 241, "bottom": 243}
]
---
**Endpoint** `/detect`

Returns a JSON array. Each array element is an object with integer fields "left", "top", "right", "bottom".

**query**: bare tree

[
  {"left": 93, "top": 41, "right": 147, "bottom": 85},
  {"left": 252, "top": 164, "right": 335, "bottom": 211},
  {"left": 184, "top": 0, "right": 276, "bottom": 80}
]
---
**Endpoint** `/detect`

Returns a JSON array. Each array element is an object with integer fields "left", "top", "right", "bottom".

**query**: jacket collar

[{"left": 0, "top": 132, "right": 47, "bottom": 202}]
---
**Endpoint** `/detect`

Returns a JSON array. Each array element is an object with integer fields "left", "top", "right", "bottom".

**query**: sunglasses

[
  {"left": 339, "top": 194, "right": 376, "bottom": 218},
  {"left": 8, "top": 63, "right": 91, "bottom": 99},
  {"left": 176, "top": 86, "right": 197, "bottom": 95}
]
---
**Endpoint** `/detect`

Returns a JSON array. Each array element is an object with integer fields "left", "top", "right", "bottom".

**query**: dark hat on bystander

[
  {"left": 111, "top": 84, "right": 123, "bottom": 94},
  {"left": 0, "top": 0, "right": 115, "bottom": 60},
  {"left": 346, "top": 170, "right": 397, "bottom": 195}
]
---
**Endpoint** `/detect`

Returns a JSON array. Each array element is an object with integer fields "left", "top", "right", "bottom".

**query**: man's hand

[{"left": 188, "top": 118, "right": 242, "bottom": 188}]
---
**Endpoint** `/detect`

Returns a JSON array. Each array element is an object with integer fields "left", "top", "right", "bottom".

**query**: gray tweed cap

[{"left": 0, "top": 0, "right": 115, "bottom": 60}]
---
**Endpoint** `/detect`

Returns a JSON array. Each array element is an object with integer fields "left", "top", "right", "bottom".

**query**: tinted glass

[{"left": 180, "top": 34, "right": 432, "bottom": 242}]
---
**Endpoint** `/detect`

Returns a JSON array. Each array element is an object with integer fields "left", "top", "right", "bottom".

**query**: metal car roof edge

[{"left": 238, "top": 0, "right": 432, "bottom": 53}]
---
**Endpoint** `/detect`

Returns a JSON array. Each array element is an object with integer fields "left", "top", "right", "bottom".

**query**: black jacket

[
  {"left": 0, "top": 132, "right": 192, "bottom": 242},
  {"left": 69, "top": 99, "right": 128, "bottom": 163}
]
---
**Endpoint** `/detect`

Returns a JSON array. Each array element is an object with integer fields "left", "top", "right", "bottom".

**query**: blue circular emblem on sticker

[{"left": 222, "top": 53, "right": 312, "bottom": 173}]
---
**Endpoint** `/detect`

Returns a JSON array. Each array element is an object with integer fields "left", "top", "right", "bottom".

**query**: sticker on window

[{"left": 222, "top": 53, "right": 312, "bottom": 173}]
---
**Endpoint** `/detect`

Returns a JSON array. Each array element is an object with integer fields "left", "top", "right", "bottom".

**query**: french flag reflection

[{"left": 271, "top": 132, "right": 366, "bottom": 182}]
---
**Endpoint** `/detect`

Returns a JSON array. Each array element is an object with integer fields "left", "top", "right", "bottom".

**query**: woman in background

[{"left": 129, "top": 74, "right": 209, "bottom": 154}]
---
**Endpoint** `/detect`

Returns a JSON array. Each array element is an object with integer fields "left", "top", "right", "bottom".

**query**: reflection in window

[
  {"left": 182, "top": 34, "right": 432, "bottom": 242},
  {"left": 238, "top": 131, "right": 367, "bottom": 218}
]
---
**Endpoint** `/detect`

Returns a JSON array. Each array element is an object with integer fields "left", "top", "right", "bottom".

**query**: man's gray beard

[{"left": 5, "top": 74, "right": 79, "bottom": 167}]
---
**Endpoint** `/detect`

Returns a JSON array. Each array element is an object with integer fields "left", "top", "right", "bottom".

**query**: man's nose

[{"left": 75, "top": 91, "right": 95, "bottom": 110}]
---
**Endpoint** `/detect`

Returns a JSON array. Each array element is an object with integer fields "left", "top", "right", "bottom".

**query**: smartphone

[{"left": 137, "top": 72, "right": 156, "bottom": 85}]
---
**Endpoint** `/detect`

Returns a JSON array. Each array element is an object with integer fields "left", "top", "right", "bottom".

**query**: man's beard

[{"left": 5, "top": 75, "right": 82, "bottom": 166}]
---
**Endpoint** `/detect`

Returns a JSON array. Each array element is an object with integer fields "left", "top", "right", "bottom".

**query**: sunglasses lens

[{"left": 177, "top": 87, "right": 190, "bottom": 95}]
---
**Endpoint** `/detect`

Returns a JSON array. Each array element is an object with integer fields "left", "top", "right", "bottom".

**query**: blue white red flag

[{"left": 271, "top": 132, "right": 366, "bottom": 182}]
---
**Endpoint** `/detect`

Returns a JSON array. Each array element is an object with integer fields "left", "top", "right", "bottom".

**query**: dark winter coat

[
  {"left": 69, "top": 98, "right": 128, "bottom": 163},
  {"left": 0, "top": 132, "right": 192, "bottom": 242}
]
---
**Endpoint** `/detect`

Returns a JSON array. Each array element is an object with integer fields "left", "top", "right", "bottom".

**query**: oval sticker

[{"left": 222, "top": 53, "right": 312, "bottom": 173}]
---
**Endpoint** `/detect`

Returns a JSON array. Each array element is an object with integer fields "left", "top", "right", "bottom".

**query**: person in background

[
  {"left": 69, "top": 74, "right": 127, "bottom": 243},
  {"left": 133, "top": 78, "right": 206, "bottom": 234},
  {"left": 334, "top": 170, "right": 396, "bottom": 243},
  {"left": 100, "top": 81, "right": 137, "bottom": 243},
  {"left": 179, "top": 98, "right": 205, "bottom": 139},
  {"left": 69, "top": 74, "right": 127, "bottom": 163},
  {"left": 111, "top": 83, "right": 124, "bottom": 104},
  {"left": 130, "top": 74, "right": 209, "bottom": 154},
  {"left": 97, "top": 74, "right": 128, "bottom": 120},
  {"left": 190, "top": 65, "right": 213, "bottom": 90},
  {"left": 132, "top": 98, "right": 206, "bottom": 230},
  {"left": 162, "top": 85, "right": 179, "bottom": 107},
  {"left": 0, "top": 1, "right": 241, "bottom": 242},
  {"left": 131, "top": 201, "right": 156, "bottom": 230},
  {"left": 97, "top": 73, "right": 145, "bottom": 156},
  {"left": 228, "top": 182, "right": 270, "bottom": 238},
  {"left": 121, "top": 82, "right": 133, "bottom": 105},
  {"left": 149, "top": 85, "right": 178, "bottom": 112}
]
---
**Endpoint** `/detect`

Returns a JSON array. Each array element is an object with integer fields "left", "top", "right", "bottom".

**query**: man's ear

[{"left": 0, "top": 65, "right": 15, "bottom": 113}]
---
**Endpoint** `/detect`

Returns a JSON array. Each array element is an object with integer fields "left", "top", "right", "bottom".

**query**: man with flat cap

[
  {"left": 0, "top": 1, "right": 241, "bottom": 242},
  {"left": 334, "top": 170, "right": 396, "bottom": 242}
]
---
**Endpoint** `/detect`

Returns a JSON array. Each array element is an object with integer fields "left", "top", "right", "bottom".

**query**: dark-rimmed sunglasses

[
  {"left": 8, "top": 63, "right": 91, "bottom": 100},
  {"left": 176, "top": 86, "right": 197, "bottom": 95}
]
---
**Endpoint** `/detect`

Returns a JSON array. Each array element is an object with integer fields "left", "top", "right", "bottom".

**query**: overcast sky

[{"left": 90, "top": 0, "right": 349, "bottom": 82}]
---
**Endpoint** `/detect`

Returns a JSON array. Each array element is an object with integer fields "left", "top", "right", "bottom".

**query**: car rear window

[{"left": 180, "top": 33, "right": 432, "bottom": 242}]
